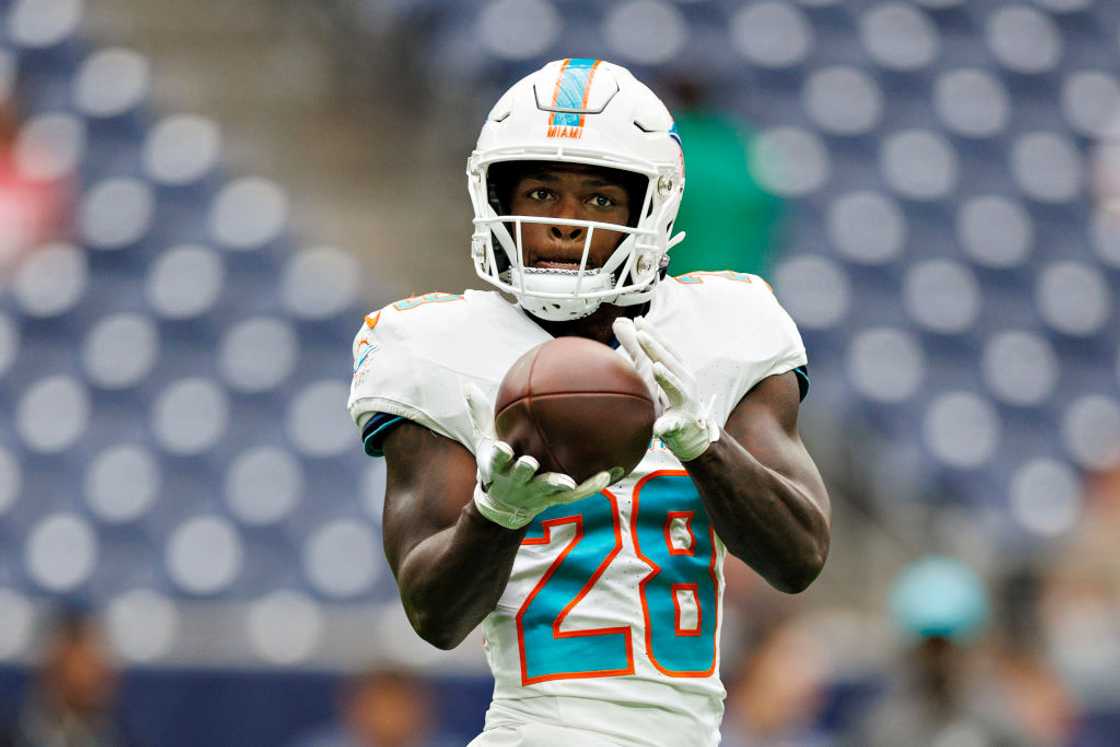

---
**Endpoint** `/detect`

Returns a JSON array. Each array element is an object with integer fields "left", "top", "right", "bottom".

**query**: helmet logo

[
  {"left": 547, "top": 124, "right": 584, "bottom": 140},
  {"left": 545, "top": 58, "right": 603, "bottom": 140}
]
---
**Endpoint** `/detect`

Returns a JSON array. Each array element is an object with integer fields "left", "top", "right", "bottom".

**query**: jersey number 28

[{"left": 517, "top": 470, "right": 719, "bottom": 684}]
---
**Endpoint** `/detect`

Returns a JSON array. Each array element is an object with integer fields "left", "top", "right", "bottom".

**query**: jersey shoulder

[
  {"left": 350, "top": 291, "right": 468, "bottom": 357},
  {"left": 348, "top": 291, "right": 475, "bottom": 441},
  {"left": 665, "top": 270, "right": 798, "bottom": 339},
  {"left": 663, "top": 270, "right": 808, "bottom": 397},
  {"left": 346, "top": 289, "right": 535, "bottom": 448},
  {"left": 349, "top": 288, "right": 521, "bottom": 360},
  {"left": 668, "top": 270, "right": 776, "bottom": 310}
]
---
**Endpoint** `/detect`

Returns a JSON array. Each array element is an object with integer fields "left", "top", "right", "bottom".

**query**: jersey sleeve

[
  {"left": 680, "top": 271, "right": 808, "bottom": 407},
  {"left": 741, "top": 276, "right": 808, "bottom": 394},
  {"left": 346, "top": 299, "right": 476, "bottom": 453},
  {"left": 360, "top": 411, "right": 406, "bottom": 457}
]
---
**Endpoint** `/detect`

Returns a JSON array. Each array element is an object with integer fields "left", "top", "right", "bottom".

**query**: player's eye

[
  {"left": 527, "top": 187, "right": 553, "bottom": 201},
  {"left": 588, "top": 194, "right": 615, "bottom": 208}
]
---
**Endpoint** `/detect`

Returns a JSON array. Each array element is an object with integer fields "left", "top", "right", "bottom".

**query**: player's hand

[
  {"left": 613, "top": 317, "right": 719, "bottom": 462},
  {"left": 465, "top": 383, "right": 613, "bottom": 530},
  {"left": 611, "top": 315, "right": 665, "bottom": 418}
]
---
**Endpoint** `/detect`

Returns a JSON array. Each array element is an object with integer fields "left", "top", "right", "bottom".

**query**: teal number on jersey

[
  {"left": 517, "top": 491, "right": 633, "bottom": 684},
  {"left": 633, "top": 472, "right": 718, "bottom": 676},
  {"left": 516, "top": 472, "right": 719, "bottom": 683}
]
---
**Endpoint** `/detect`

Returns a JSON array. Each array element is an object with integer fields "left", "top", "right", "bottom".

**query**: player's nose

[
  {"left": 548, "top": 196, "right": 585, "bottom": 241},
  {"left": 549, "top": 223, "right": 583, "bottom": 241}
]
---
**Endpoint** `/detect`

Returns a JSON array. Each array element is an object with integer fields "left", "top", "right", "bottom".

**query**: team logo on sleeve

[{"left": 352, "top": 339, "right": 380, "bottom": 387}]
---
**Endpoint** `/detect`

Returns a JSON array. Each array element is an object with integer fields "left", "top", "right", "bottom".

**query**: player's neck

[{"left": 528, "top": 302, "right": 649, "bottom": 346}]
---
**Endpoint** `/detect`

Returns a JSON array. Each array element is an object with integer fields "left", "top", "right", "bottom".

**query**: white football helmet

[{"left": 467, "top": 58, "right": 685, "bottom": 321}]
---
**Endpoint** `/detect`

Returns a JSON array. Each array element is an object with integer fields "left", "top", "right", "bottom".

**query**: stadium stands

[{"left": 0, "top": 0, "right": 389, "bottom": 671}]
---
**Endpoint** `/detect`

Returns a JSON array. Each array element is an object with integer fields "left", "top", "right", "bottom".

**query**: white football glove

[
  {"left": 465, "top": 383, "right": 614, "bottom": 530},
  {"left": 613, "top": 317, "right": 720, "bottom": 462}
]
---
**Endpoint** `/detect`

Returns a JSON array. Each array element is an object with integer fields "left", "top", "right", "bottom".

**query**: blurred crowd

[
  {"left": 1, "top": 606, "right": 136, "bottom": 747},
  {"left": 0, "top": 69, "right": 70, "bottom": 272},
  {"left": 717, "top": 467, "right": 1120, "bottom": 747},
  {"left": 0, "top": 603, "right": 457, "bottom": 747}
]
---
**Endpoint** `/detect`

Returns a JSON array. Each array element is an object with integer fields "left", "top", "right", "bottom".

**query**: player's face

[{"left": 508, "top": 163, "right": 632, "bottom": 270}]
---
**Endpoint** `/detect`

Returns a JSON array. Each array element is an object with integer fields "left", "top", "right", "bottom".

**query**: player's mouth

[
  {"left": 531, "top": 255, "right": 599, "bottom": 271},
  {"left": 533, "top": 259, "right": 582, "bottom": 270}
]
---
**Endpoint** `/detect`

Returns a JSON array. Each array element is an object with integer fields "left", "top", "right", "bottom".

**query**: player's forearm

[
  {"left": 684, "top": 431, "right": 829, "bottom": 594},
  {"left": 396, "top": 502, "right": 526, "bottom": 649}
]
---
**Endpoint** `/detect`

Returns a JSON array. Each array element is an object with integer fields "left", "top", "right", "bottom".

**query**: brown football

[{"left": 494, "top": 336, "right": 656, "bottom": 483}]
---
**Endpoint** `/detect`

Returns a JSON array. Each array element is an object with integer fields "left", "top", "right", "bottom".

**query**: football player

[{"left": 348, "top": 59, "right": 830, "bottom": 747}]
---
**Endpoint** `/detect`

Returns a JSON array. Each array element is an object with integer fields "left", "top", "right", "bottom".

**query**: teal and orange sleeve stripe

[
  {"left": 794, "top": 364, "right": 810, "bottom": 401},
  {"left": 362, "top": 412, "right": 406, "bottom": 457}
]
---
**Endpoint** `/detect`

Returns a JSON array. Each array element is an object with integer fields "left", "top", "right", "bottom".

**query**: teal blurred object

[
  {"left": 668, "top": 110, "right": 782, "bottom": 278},
  {"left": 889, "top": 556, "right": 990, "bottom": 643}
]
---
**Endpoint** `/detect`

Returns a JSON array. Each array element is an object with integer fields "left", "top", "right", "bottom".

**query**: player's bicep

[
  {"left": 725, "top": 370, "right": 830, "bottom": 521},
  {"left": 380, "top": 420, "right": 478, "bottom": 576}
]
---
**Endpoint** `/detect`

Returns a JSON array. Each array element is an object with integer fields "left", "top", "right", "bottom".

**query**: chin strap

[
  {"left": 509, "top": 266, "right": 614, "bottom": 321},
  {"left": 515, "top": 256, "right": 669, "bottom": 320},
  {"left": 517, "top": 295, "right": 604, "bottom": 322}
]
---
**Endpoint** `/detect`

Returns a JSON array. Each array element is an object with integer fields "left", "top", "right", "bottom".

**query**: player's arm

[
  {"left": 614, "top": 316, "right": 830, "bottom": 594},
  {"left": 380, "top": 420, "right": 527, "bottom": 650},
  {"left": 378, "top": 391, "right": 612, "bottom": 650},
  {"left": 686, "top": 370, "right": 830, "bottom": 594}
]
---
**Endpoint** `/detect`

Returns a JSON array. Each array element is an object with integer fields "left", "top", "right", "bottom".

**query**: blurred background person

[
  {"left": 0, "top": 605, "right": 140, "bottom": 747},
  {"left": 0, "top": 80, "right": 71, "bottom": 272},
  {"left": 290, "top": 666, "right": 455, "bottom": 747},
  {"left": 1038, "top": 465, "right": 1120, "bottom": 744},
  {"left": 988, "top": 564, "right": 1079, "bottom": 747},
  {"left": 843, "top": 557, "right": 1034, "bottom": 747},
  {"left": 720, "top": 611, "right": 830, "bottom": 747},
  {"left": 660, "top": 75, "right": 782, "bottom": 277}
]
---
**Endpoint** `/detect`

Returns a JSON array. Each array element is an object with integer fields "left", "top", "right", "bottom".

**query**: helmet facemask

[{"left": 469, "top": 156, "right": 683, "bottom": 321}]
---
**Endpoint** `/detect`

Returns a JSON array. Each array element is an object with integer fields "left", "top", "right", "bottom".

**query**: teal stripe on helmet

[{"left": 550, "top": 58, "right": 600, "bottom": 128}]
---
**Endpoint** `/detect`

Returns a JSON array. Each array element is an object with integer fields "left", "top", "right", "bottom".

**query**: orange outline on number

[
  {"left": 664, "top": 511, "right": 696, "bottom": 556},
  {"left": 671, "top": 583, "right": 702, "bottom": 637},
  {"left": 515, "top": 489, "right": 635, "bottom": 685},
  {"left": 631, "top": 469, "right": 720, "bottom": 678}
]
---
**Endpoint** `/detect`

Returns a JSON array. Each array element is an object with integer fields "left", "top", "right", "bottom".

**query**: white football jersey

[{"left": 348, "top": 272, "right": 807, "bottom": 747}]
